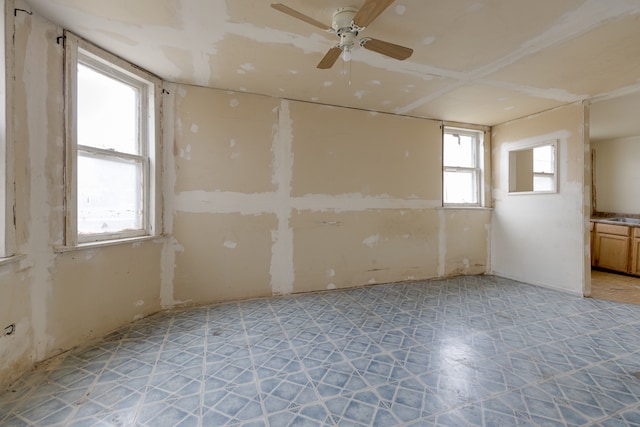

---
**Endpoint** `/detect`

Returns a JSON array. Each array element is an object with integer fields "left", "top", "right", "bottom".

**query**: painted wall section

[
  {"left": 591, "top": 137, "right": 640, "bottom": 215},
  {"left": 168, "top": 84, "right": 492, "bottom": 304},
  {"left": 0, "top": 2, "right": 163, "bottom": 389},
  {"left": 491, "top": 103, "right": 586, "bottom": 294}
]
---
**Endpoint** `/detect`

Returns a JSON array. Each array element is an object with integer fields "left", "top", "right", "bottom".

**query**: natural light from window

[
  {"left": 533, "top": 145, "right": 555, "bottom": 192},
  {"left": 76, "top": 64, "right": 143, "bottom": 235},
  {"left": 443, "top": 130, "right": 481, "bottom": 205}
]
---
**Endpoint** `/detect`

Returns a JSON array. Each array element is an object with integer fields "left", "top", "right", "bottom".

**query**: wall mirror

[{"left": 508, "top": 140, "right": 558, "bottom": 194}]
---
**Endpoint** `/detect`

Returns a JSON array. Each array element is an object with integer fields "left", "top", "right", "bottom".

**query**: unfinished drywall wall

[
  {"left": 0, "top": 1, "right": 163, "bottom": 389},
  {"left": 167, "top": 84, "right": 492, "bottom": 304},
  {"left": 491, "top": 103, "right": 587, "bottom": 294},
  {"left": 1, "top": 0, "right": 494, "bottom": 390},
  {"left": 592, "top": 137, "right": 640, "bottom": 215}
]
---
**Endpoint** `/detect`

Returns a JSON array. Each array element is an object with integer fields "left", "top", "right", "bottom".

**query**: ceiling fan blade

[
  {"left": 271, "top": 3, "right": 331, "bottom": 30},
  {"left": 353, "top": 0, "right": 395, "bottom": 28},
  {"left": 317, "top": 47, "right": 342, "bottom": 69},
  {"left": 362, "top": 38, "right": 413, "bottom": 60}
]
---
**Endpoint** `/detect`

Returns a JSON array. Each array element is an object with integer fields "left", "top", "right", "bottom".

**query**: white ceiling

[{"left": 24, "top": 0, "right": 640, "bottom": 127}]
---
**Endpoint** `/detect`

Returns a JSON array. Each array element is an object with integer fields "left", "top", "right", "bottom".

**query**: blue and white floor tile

[{"left": 2, "top": 275, "right": 640, "bottom": 426}]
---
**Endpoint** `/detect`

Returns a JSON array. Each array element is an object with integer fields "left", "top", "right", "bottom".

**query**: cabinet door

[
  {"left": 594, "top": 233, "right": 630, "bottom": 273},
  {"left": 631, "top": 237, "right": 640, "bottom": 276}
]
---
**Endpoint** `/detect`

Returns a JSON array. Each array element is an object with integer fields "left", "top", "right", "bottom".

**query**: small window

[
  {"left": 508, "top": 140, "right": 558, "bottom": 194},
  {"left": 442, "top": 128, "right": 483, "bottom": 206},
  {"left": 64, "top": 33, "right": 160, "bottom": 245}
]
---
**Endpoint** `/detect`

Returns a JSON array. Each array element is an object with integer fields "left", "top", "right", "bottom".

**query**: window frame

[
  {"left": 64, "top": 32, "right": 161, "bottom": 246},
  {"left": 442, "top": 127, "right": 484, "bottom": 207},
  {"left": 508, "top": 139, "right": 558, "bottom": 195}
]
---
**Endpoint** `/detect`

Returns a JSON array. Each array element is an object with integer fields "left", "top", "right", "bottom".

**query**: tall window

[
  {"left": 442, "top": 127, "right": 483, "bottom": 206},
  {"left": 65, "top": 33, "right": 160, "bottom": 245}
]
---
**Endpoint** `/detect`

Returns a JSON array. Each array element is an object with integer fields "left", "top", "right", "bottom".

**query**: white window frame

[
  {"left": 508, "top": 139, "right": 558, "bottom": 195},
  {"left": 64, "top": 32, "right": 161, "bottom": 246},
  {"left": 442, "top": 127, "right": 484, "bottom": 207}
]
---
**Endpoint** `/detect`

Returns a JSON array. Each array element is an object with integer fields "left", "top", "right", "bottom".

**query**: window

[
  {"left": 442, "top": 127, "right": 483, "bottom": 206},
  {"left": 508, "top": 140, "right": 558, "bottom": 194},
  {"left": 64, "top": 33, "right": 160, "bottom": 245}
]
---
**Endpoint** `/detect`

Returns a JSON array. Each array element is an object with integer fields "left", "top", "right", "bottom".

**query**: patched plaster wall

[
  {"left": 164, "top": 84, "right": 492, "bottom": 305},
  {"left": 1, "top": 0, "right": 495, "bottom": 391},
  {"left": 0, "top": 1, "right": 163, "bottom": 389}
]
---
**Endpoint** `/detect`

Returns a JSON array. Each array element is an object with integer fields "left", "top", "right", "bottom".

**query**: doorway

[
  {"left": 588, "top": 92, "right": 640, "bottom": 305},
  {"left": 591, "top": 269, "right": 640, "bottom": 304}
]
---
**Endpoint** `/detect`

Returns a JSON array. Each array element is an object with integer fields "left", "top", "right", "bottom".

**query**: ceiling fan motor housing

[{"left": 332, "top": 7, "right": 359, "bottom": 50}]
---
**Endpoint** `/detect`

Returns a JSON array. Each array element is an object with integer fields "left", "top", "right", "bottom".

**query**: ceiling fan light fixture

[{"left": 341, "top": 47, "right": 352, "bottom": 62}]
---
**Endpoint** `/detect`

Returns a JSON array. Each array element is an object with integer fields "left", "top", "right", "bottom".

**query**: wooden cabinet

[
  {"left": 631, "top": 228, "right": 640, "bottom": 276},
  {"left": 593, "top": 223, "right": 631, "bottom": 273}
]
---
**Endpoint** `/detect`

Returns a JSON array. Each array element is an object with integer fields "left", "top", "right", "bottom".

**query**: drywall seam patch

[
  {"left": 23, "top": 20, "right": 56, "bottom": 359},
  {"left": 291, "top": 194, "right": 441, "bottom": 212},
  {"left": 174, "top": 191, "right": 440, "bottom": 214},
  {"left": 174, "top": 191, "right": 279, "bottom": 215},
  {"left": 438, "top": 209, "right": 445, "bottom": 277},
  {"left": 270, "top": 100, "right": 295, "bottom": 295},
  {"left": 395, "top": 0, "right": 640, "bottom": 114},
  {"left": 363, "top": 234, "right": 381, "bottom": 248},
  {"left": 485, "top": 222, "right": 492, "bottom": 274},
  {"left": 160, "top": 83, "right": 178, "bottom": 308}
]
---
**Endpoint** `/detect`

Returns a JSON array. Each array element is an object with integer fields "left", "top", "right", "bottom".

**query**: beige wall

[
  {"left": 491, "top": 103, "right": 588, "bottom": 294},
  {"left": 592, "top": 137, "right": 640, "bottom": 215},
  {"left": 0, "top": 1, "right": 163, "bottom": 388},
  {"left": 164, "top": 84, "right": 491, "bottom": 305}
]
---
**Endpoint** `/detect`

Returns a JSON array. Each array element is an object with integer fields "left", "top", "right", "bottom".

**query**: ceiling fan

[{"left": 271, "top": 0, "right": 413, "bottom": 69}]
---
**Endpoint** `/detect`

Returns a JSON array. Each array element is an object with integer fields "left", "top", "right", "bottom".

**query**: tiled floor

[
  {"left": 591, "top": 269, "right": 640, "bottom": 305},
  {"left": 2, "top": 275, "right": 640, "bottom": 426}
]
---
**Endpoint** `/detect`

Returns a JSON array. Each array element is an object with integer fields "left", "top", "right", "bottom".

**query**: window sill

[
  {"left": 54, "top": 235, "right": 166, "bottom": 253},
  {"left": 0, "top": 254, "right": 26, "bottom": 267},
  {"left": 437, "top": 206, "right": 493, "bottom": 211}
]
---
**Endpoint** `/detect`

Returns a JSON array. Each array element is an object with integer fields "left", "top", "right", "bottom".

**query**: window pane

[
  {"left": 78, "top": 154, "right": 143, "bottom": 235},
  {"left": 533, "top": 145, "right": 554, "bottom": 173},
  {"left": 77, "top": 63, "right": 138, "bottom": 154},
  {"left": 444, "top": 170, "right": 477, "bottom": 204},
  {"left": 443, "top": 133, "right": 476, "bottom": 167},
  {"left": 534, "top": 175, "right": 554, "bottom": 192}
]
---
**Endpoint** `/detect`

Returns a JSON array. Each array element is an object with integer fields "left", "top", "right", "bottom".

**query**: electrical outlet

[{"left": 4, "top": 324, "right": 15, "bottom": 336}]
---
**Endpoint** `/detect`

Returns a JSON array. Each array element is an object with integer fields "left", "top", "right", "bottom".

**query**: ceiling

[{"left": 25, "top": 0, "right": 640, "bottom": 127}]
